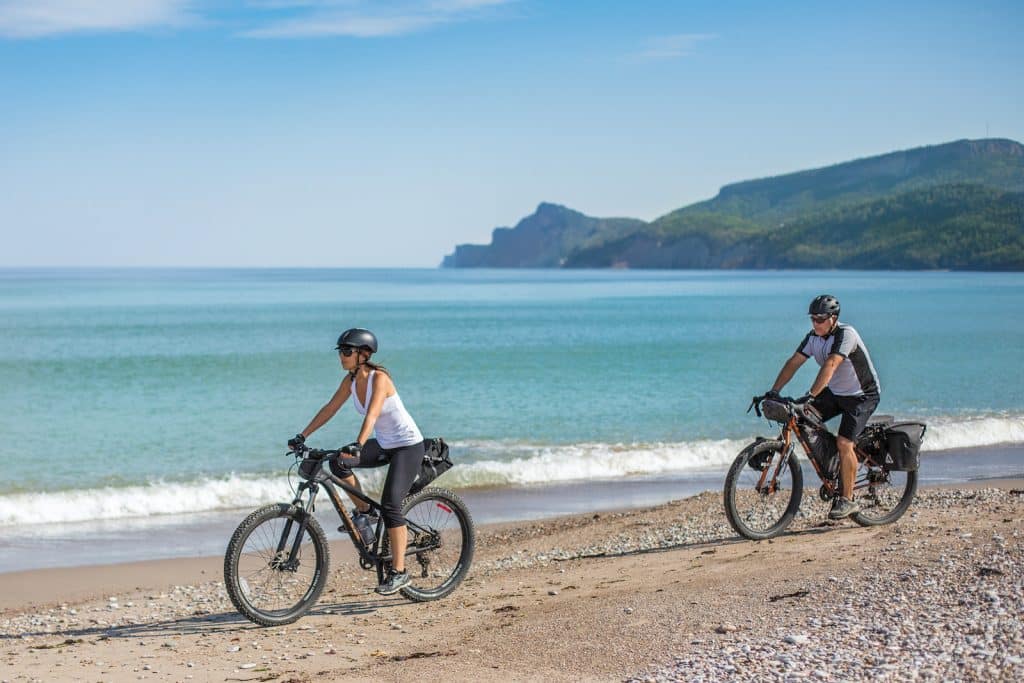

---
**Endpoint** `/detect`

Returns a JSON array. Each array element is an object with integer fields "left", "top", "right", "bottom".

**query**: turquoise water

[{"left": 1, "top": 268, "right": 1022, "bottom": 526}]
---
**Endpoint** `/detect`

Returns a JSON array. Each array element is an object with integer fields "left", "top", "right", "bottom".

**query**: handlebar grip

[{"left": 306, "top": 448, "right": 340, "bottom": 459}]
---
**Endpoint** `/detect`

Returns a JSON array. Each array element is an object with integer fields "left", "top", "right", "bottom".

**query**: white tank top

[{"left": 350, "top": 370, "right": 423, "bottom": 449}]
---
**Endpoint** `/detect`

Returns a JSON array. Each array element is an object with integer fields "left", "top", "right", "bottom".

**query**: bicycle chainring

[{"left": 819, "top": 484, "right": 835, "bottom": 502}]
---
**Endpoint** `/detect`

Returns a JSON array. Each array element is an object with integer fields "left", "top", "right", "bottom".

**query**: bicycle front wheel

[
  {"left": 724, "top": 439, "right": 803, "bottom": 540},
  {"left": 224, "top": 503, "right": 330, "bottom": 626},
  {"left": 395, "top": 487, "right": 475, "bottom": 602},
  {"left": 852, "top": 466, "right": 918, "bottom": 526}
]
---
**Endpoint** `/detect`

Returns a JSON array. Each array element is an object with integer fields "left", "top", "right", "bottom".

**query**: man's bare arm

[{"left": 771, "top": 353, "right": 807, "bottom": 393}]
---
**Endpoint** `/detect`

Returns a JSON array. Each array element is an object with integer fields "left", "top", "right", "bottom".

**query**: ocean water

[{"left": 1, "top": 268, "right": 1023, "bottom": 531}]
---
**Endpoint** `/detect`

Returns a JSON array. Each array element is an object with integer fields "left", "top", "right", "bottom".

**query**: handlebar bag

[
  {"left": 409, "top": 437, "right": 454, "bottom": 495},
  {"left": 882, "top": 422, "right": 926, "bottom": 471},
  {"left": 761, "top": 399, "right": 790, "bottom": 423}
]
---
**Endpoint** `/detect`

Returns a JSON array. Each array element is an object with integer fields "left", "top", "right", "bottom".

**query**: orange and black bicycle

[{"left": 723, "top": 394, "right": 925, "bottom": 541}]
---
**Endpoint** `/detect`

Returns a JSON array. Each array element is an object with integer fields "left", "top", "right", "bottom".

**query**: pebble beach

[{"left": 1, "top": 482, "right": 1022, "bottom": 682}]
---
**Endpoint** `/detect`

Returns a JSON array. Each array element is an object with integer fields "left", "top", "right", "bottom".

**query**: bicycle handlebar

[
  {"left": 748, "top": 394, "right": 817, "bottom": 424},
  {"left": 287, "top": 445, "right": 358, "bottom": 465},
  {"left": 753, "top": 395, "right": 806, "bottom": 417},
  {"left": 748, "top": 393, "right": 795, "bottom": 417}
]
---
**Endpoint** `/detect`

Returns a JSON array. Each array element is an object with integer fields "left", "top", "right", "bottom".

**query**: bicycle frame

[
  {"left": 282, "top": 461, "right": 443, "bottom": 580},
  {"left": 758, "top": 415, "right": 884, "bottom": 498}
]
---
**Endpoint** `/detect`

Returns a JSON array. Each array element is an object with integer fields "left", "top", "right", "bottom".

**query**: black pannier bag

[
  {"left": 408, "top": 437, "right": 454, "bottom": 495},
  {"left": 882, "top": 422, "right": 926, "bottom": 471}
]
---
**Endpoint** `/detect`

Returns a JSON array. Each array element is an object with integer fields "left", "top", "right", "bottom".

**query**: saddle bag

[
  {"left": 408, "top": 437, "right": 454, "bottom": 495},
  {"left": 881, "top": 422, "right": 926, "bottom": 471}
]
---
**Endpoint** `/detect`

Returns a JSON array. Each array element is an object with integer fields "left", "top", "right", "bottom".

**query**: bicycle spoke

[
  {"left": 724, "top": 443, "right": 803, "bottom": 540},
  {"left": 403, "top": 495, "right": 465, "bottom": 593},
  {"left": 234, "top": 513, "right": 322, "bottom": 617},
  {"left": 851, "top": 464, "right": 916, "bottom": 526}
]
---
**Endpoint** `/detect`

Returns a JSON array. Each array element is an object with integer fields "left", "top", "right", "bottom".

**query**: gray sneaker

[
  {"left": 828, "top": 496, "right": 861, "bottom": 520},
  {"left": 375, "top": 570, "right": 411, "bottom": 596}
]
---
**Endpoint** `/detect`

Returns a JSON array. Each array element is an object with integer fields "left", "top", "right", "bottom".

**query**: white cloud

[
  {"left": 633, "top": 32, "right": 717, "bottom": 61},
  {"left": 242, "top": 0, "right": 517, "bottom": 38},
  {"left": 0, "top": 0, "right": 515, "bottom": 39},
  {"left": 244, "top": 11, "right": 438, "bottom": 38},
  {"left": 0, "top": 0, "right": 195, "bottom": 38}
]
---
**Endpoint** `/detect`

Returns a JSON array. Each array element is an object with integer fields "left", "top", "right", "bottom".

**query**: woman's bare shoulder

[{"left": 372, "top": 369, "right": 396, "bottom": 394}]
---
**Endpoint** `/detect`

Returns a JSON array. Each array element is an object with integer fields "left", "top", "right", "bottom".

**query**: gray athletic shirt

[{"left": 796, "top": 323, "right": 881, "bottom": 397}]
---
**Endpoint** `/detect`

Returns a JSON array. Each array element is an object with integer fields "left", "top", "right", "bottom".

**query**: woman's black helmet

[
  {"left": 808, "top": 294, "right": 840, "bottom": 316},
  {"left": 336, "top": 328, "right": 378, "bottom": 353}
]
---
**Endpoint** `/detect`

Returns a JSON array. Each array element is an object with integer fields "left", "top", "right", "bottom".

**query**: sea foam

[{"left": 0, "top": 413, "right": 1020, "bottom": 527}]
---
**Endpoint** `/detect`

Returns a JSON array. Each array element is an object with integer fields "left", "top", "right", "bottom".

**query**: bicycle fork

[{"left": 272, "top": 486, "right": 320, "bottom": 572}]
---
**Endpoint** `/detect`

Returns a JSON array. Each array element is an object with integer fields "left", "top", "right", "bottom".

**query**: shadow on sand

[{"left": 2, "top": 594, "right": 408, "bottom": 642}]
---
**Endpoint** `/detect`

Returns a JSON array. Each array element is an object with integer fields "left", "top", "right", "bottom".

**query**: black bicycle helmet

[
  {"left": 335, "top": 328, "right": 378, "bottom": 353},
  {"left": 808, "top": 294, "right": 840, "bottom": 316}
]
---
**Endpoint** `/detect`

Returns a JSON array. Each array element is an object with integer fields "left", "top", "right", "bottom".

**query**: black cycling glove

[
  {"left": 287, "top": 433, "right": 306, "bottom": 450},
  {"left": 794, "top": 393, "right": 816, "bottom": 405},
  {"left": 340, "top": 441, "right": 362, "bottom": 458},
  {"left": 764, "top": 390, "right": 782, "bottom": 400}
]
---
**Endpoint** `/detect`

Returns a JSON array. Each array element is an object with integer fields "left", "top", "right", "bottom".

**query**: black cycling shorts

[
  {"left": 812, "top": 388, "right": 880, "bottom": 441},
  {"left": 330, "top": 439, "right": 425, "bottom": 529}
]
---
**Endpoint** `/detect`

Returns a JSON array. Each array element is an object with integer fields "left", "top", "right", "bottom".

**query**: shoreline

[
  {"left": 1, "top": 481, "right": 1021, "bottom": 682},
  {"left": 1, "top": 443, "right": 1022, "bottom": 576},
  {"left": 1, "top": 477, "right": 1021, "bottom": 613}
]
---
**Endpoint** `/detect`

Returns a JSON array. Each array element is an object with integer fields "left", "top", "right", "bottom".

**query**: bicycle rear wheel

[
  {"left": 394, "top": 487, "right": 475, "bottom": 602},
  {"left": 224, "top": 503, "right": 330, "bottom": 626},
  {"left": 724, "top": 439, "right": 803, "bottom": 540},
  {"left": 852, "top": 466, "right": 918, "bottom": 526}
]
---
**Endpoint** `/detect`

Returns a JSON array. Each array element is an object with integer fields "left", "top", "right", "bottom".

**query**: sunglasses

[
  {"left": 809, "top": 314, "right": 833, "bottom": 323},
  {"left": 338, "top": 346, "right": 358, "bottom": 357}
]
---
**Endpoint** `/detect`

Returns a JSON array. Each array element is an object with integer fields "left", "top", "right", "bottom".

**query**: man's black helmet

[
  {"left": 808, "top": 294, "right": 840, "bottom": 316},
  {"left": 336, "top": 328, "right": 378, "bottom": 353}
]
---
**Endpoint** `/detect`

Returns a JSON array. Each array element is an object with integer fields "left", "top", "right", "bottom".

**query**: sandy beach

[{"left": 1, "top": 481, "right": 1022, "bottom": 682}]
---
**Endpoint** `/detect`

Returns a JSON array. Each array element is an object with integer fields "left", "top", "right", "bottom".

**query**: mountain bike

[
  {"left": 723, "top": 395, "right": 925, "bottom": 541},
  {"left": 224, "top": 444, "right": 474, "bottom": 626}
]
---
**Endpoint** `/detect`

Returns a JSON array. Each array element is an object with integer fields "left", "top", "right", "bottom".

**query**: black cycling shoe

[
  {"left": 375, "top": 570, "right": 411, "bottom": 596},
  {"left": 828, "top": 496, "right": 861, "bottom": 520}
]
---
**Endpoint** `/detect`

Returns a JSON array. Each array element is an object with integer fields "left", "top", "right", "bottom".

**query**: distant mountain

[
  {"left": 682, "top": 137, "right": 1024, "bottom": 222},
  {"left": 441, "top": 202, "right": 645, "bottom": 268},
  {"left": 443, "top": 139, "right": 1024, "bottom": 271},
  {"left": 565, "top": 184, "right": 1023, "bottom": 270}
]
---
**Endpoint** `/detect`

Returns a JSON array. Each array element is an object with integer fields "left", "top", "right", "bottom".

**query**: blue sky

[{"left": 1, "top": 0, "right": 1021, "bottom": 267}]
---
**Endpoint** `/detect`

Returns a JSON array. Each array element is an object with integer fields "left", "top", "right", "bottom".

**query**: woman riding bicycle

[{"left": 287, "top": 327, "right": 424, "bottom": 595}]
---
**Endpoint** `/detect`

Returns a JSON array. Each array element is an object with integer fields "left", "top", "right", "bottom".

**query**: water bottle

[{"left": 352, "top": 512, "right": 375, "bottom": 545}]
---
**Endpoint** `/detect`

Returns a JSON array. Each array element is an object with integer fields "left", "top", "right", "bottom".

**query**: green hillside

[
  {"left": 753, "top": 184, "right": 1024, "bottom": 270},
  {"left": 444, "top": 138, "right": 1024, "bottom": 271}
]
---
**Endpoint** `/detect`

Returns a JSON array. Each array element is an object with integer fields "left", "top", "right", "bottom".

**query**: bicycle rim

[
  {"left": 724, "top": 441, "right": 803, "bottom": 540},
  {"left": 399, "top": 488, "right": 474, "bottom": 601},
  {"left": 227, "top": 505, "right": 328, "bottom": 625},
  {"left": 853, "top": 467, "right": 918, "bottom": 526}
]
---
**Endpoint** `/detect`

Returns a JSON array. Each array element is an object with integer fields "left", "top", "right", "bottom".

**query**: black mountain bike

[
  {"left": 724, "top": 395, "right": 924, "bottom": 541},
  {"left": 224, "top": 445, "right": 475, "bottom": 626}
]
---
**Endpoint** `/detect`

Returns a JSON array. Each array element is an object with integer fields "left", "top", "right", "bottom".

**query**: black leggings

[{"left": 330, "top": 439, "right": 424, "bottom": 529}]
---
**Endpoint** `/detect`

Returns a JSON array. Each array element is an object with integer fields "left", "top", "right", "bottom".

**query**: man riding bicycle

[{"left": 766, "top": 294, "right": 881, "bottom": 520}]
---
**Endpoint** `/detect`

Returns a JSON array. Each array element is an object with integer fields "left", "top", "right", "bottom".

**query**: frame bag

[
  {"left": 409, "top": 437, "right": 454, "bottom": 495},
  {"left": 802, "top": 426, "right": 839, "bottom": 480},
  {"left": 882, "top": 422, "right": 926, "bottom": 471}
]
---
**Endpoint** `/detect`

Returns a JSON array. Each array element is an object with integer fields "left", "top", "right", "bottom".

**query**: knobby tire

[
  {"left": 224, "top": 503, "right": 330, "bottom": 627},
  {"left": 724, "top": 439, "right": 804, "bottom": 541}
]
